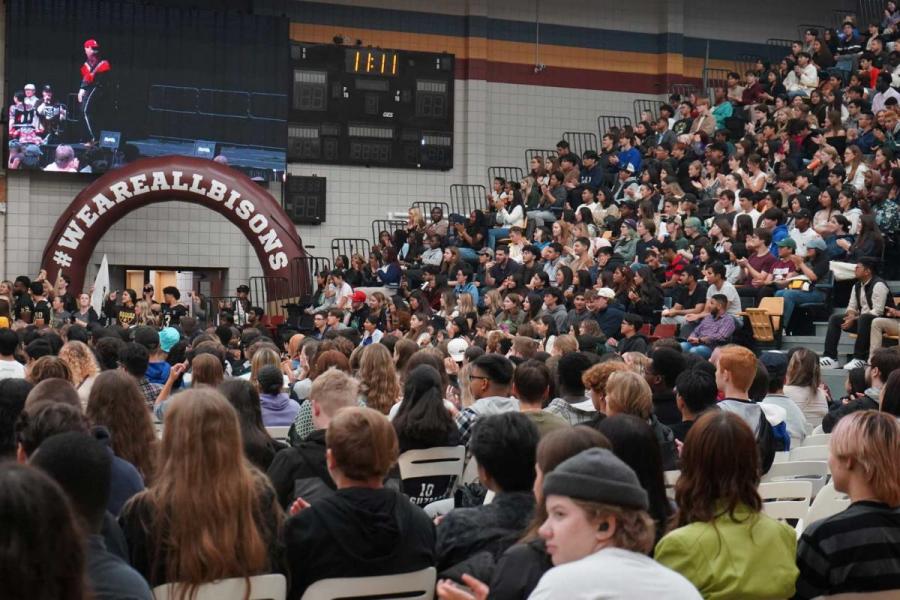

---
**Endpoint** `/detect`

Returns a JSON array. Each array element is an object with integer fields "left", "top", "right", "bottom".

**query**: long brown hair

[
  {"left": 142, "top": 388, "right": 279, "bottom": 598},
  {"left": 357, "top": 343, "right": 400, "bottom": 414},
  {"left": 674, "top": 411, "right": 762, "bottom": 527},
  {"left": 87, "top": 370, "right": 158, "bottom": 483}
]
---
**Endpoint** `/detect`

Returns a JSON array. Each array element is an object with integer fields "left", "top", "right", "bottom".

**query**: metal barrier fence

[
  {"left": 633, "top": 99, "right": 665, "bottom": 124},
  {"left": 488, "top": 166, "right": 526, "bottom": 188},
  {"left": 702, "top": 67, "right": 732, "bottom": 93},
  {"left": 249, "top": 276, "right": 290, "bottom": 318},
  {"left": 524, "top": 148, "right": 558, "bottom": 172},
  {"left": 371, "top": 219, "right": 407, "bottom": 246},
  {"left": 411, "top": 200, "right": 450, "bottom": 219},
  {"left": 449, "top": 184, "right": 487, "bottom": 216},
  {"left": 766, "top": 38, "right": 795, "bottom": 64},
  {"left": 597, "top": 115, "right": 632, "bottom": 139},
  {"left": 562, "top": 131, "right": 598, "bottom": 157},
  {"left": 331, "top": 238, "right": 372, "bottom": 262}
]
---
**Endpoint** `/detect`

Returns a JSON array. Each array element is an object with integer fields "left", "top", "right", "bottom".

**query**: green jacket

[{"left": 655, "top": 504, "right": 798, "bottom": 600}]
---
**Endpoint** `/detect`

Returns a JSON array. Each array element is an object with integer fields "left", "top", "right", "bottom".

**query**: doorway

[{"left": 111, "top": 266, "right": 228, "bottom": 301}]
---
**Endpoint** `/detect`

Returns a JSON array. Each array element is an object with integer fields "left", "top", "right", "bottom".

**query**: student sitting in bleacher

[
  {"left": 283, "top": 406, "right": 434, "bottom": 599},
  {"left": 655, "top": 411, "right": 799, "bottom": 599},
  {"left": 794, "top": 410, "right": 900, "bottom": 599}
]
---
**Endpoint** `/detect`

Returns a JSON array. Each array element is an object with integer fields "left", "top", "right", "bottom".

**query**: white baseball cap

[
  {"left": 448, "top": 338, "right": 469, "bottom": 362},
  {"left": 595, "top": 287, "right": 616, "bottom": 300}
]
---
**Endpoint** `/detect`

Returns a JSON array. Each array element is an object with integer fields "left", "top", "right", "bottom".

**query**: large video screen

[{"left": 6, "top": 0, "right": 288, "bottom": 179}]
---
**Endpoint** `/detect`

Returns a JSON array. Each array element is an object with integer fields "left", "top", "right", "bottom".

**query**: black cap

[
  {"left": 794, "top": 208, "right": 812, "bottom": 219},
  {"left": 236, "top": 284, "right": 250, "bottom": 293},
  {"left": 42, "top": 84, "right": 52, "bottom": 93}
]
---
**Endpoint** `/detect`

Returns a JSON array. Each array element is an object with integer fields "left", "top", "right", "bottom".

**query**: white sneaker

[
  {"left": 843, "top": 358, "right": 867, "bottom": 371},
  {"left": 819, "top": 356, "right": 841, "bottom": 369}
]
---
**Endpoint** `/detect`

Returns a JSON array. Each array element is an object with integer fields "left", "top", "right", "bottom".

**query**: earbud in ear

[{"left": 598, "top": 522, "right": 610, "bottom": 532}]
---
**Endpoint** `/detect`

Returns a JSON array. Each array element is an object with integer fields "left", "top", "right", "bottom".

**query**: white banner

[{"left": 90, "top": 254, "right": 110, "bottom": 315}]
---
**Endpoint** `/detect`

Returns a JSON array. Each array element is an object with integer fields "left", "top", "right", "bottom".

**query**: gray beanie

[{"left": 542, "top": 448, "right": 649, "bottom": 510}]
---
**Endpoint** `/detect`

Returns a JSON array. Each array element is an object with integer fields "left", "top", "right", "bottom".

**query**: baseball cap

[
  {"left": 478, "top": 247, "right": 494, "bottom": 258},
  {"left": 83, "top": 39, "right": 99, "bottom": 49},
  {"left": 624, "top": 163, "right": 636, "bottom": 173},
  {"left": 236, "top": 284, "right": 250, "bottom": 293},
  {"left": 351, "top": 290, "right": 367, "bottom": 303},
  {"left": 622, "top": 218, "right": 637, "bottom": 230},
  {"left": 595, "top": 287, "right": 616, "bottom": 300},
  {"left": 760, "top": 351, "right": 788, "bottom": 378},
  {"left": 24, "top": 84, "right": 35, "bottom": 91},
  {"left": 806, "top": 237, "right": 826, "bottom": 251},
  {"left": 776, "top": 237, "right": 797, "bottom": 250},
  {"left": 448, "top": 338, "right": 469, "bottom": 362},
  {"left": 159, "top": 327, "right": 181, "bottom": 353},
  {"left": 794, "top": 208, "right": 812, "bottom": 220}
]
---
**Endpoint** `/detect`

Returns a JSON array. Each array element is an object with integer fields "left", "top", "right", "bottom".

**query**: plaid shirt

[
  {"left": 455, "top": 408, "right": 479, "bottom": 446},
  {"left": 138, "top": 377, "right": 162, "bottom": 409},
  {"left": 692, "top": 313, "right": 736, "bottom": 344}
]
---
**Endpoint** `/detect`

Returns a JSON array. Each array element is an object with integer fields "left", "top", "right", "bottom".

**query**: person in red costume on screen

[{"left": 78, "top": 39, "right": 110, "bottom": 144}]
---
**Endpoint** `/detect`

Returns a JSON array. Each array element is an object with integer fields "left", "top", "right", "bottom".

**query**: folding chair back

[
  {"left": 790, "top": 445, "right": 829, "bottom": 462},
  {"left": 301, "top": 567, "right": 436, "bottom": 600},
  {"left": 266, "top": 426, "right": 290, "bottom": 442},
  {"left": 759, "top": 480, "right": 813, "bottom": 503},
  {"left": 746, "top": 308, "right": 777, "bottom": 343},
  {"left": 805, "top": 481, "right": 851, "bottom": 527},
  {"left": 762, "top": 460, "right": 829, "bottom": 497},
  {"left": 802, "top": 433, "right": 831, "bottom": 447},
  {"left": 757, "top": 296, "right": 784, "bottom": 330},
  {"left": 153, "top": 574, "right": 286, "bottom": 600},
  {"left": 397, "top": 446, "right": 466, "bottom": 506}
]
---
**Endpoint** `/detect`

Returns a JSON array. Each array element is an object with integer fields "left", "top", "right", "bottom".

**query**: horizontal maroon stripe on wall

[{"left": 455, "top": 58, "right": 703, "bottom": 95}]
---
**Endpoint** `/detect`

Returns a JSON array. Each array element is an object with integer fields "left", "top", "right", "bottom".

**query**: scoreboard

[{"left": 288, "top": 43, "right": 454, "bottom": 170}]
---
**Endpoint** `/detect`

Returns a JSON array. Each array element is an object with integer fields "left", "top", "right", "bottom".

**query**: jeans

[
  {"left": 488, "top": 228, "right": 510, "bottom": 250},
  {"left": 457, "top": 247, "right": 478, "bottom": 262},
  {"left": 786, "top": 89, "right": 810, "bottom": 99},
  {"left": 824, "top": 312, "right": 876, "bottom": 360},
  {"left": 528, "top": 210, "right": 557, "bottom": 228},
  {"left": 680, "top": 341, "right": 713, "bottom": 358},
  {"left": 775, "top": 288, "right": 825, "bottom": 330}
]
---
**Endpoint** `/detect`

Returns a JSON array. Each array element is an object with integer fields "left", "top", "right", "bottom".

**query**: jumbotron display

[{"left": 288, "top": 43, "right": 454, "bottom": 170}]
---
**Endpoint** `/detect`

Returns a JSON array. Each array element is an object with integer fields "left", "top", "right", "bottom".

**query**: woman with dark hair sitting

[
  {"left": 655, "top": 411, "right": 798, "bottom": 599},
  {"left": 393, "top": 365, "right": 459, "bottom": 453}
]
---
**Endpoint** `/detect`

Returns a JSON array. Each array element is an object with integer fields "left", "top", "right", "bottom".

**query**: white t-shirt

[
  {"left": 334, "top": 282, "right": 353, "bottom": 307},
  {"left": 789, "top": 227, "right": 820, "bottom": 256},
  {"left": 528, "top": 547, "right": 701, "bottom": 600},
  {"left": 706, "top": 280, "right": 742, "bottom": 320},
  {"left": 0, "top": 359, "right": 25, "bottom": 380}
]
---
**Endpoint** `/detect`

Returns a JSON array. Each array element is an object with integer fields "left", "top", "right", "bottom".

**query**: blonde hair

[
  {"left": 357, "top": 343, "right": 400, "bottom": 414},
  {"left": 134, "top": 300, "right": 158, "bottom": 327},
  {"left": 57, "top": 341, "right": 99, "bottom": 387},
  {"left": 408, "top": 207, "right": 426, "bottom": 229},
  {"left": 249, "top": 346, "right": 280, "bottom": 386},
  {"left": 457, "top": 292, "right": 476, "bottom": 316},
  {"left": 831, "top": 410, "right": 900, "bottom": 505},
  {"left": 623, "top": 352, "right": 651, "bottom": 375},
  {"left": 605, "top": 370, "right": 653, "bottom": 419},
  {"left": 311, "top": 368, "right": 359, "bottom": 417},
  {"left": 552, "top": 334, "right": 578, "bottom": 356}
]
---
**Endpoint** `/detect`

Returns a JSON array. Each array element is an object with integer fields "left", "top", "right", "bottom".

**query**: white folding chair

[
  {"left": 461, "top": 455, "right": 480, "bottom": 486},
  {"left": 301, "top": 567, "right": 436, "bottom": 600},
  {"left": 805, "top": 481, "right": 851, "bottom": 528},
  {"left": 762, "top": 501, "right": 807, "bottom": 538},
  {"left": 663, "top": 470, "right": 680, "bottom": 500},
  {"left": 759, "top": 480, "right": 813, "bottom": 503},
  {"left": 773, "top": 451, "right": 790, "bottom": 464},
  {"left": 397, "top": 446, "right": 466, "bottom": 506},
  {"left": 422, "top": 498, "right": 455, "bottom": 519},
  {"left": 790, "top": 445, "right": 829, "bottom": 462},
  {"left": 266, "top": 426, "right": 290, "bottom": 441},
  {"left": 802, "top": 433, "right": 831, "bottom": 447},
  {"left": 153, "top": 574, "right": 286, "bottom": 600},
  {"left": 810, "top": 424, "right": 825, "bottom": 435},
  {"left": 762, "top": 461, "right": 830, "bottom": 498}
]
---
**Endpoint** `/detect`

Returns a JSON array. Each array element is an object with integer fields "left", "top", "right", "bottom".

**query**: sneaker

[
  {"left": 843, "top": 358, "right": 867, "bottom": 371},
  {"left": 819, "top": 356, "right": 841, "bottom": 369}
]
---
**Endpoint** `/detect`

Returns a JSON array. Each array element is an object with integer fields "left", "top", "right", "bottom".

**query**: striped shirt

[{"left": 794, "top": 501, "right": 900, "bottom": 599}]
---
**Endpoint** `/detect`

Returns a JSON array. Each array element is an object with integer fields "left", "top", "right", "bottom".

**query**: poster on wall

[{"left": 5, "top": 0, "right": 289, "bottom": 180}]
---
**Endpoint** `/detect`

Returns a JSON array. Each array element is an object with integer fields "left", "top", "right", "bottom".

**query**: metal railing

[
  {"left": 633, "top": 99, "right": 665, "bottom": 124},
  {"left": 524, "top": 148, "right": 558, "bottom": 172},
  {"left": 331, "top": 238, "right": 372, "bottom": 261},
  {"left": 562, "top": 131, "right": 598, "bottom": 157},
  {"left": 449, "top": 184, "right": 487, "bottom": 216},
  {"left": 148, "top": 85, "right": 287, "bottom": 122},
  {"left": 488, "top": 166, "right": 526, "bottom": 188},
  {"left": 371, "top": 219, "right": 407, "bottom": 246},
  {"left": 597, "top": 115, "right": 632, "bottom": 139}
]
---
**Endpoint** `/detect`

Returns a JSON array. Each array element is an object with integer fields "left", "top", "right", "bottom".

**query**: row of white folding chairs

[
  {"left": 151, "top": 568, "right": 437, "bottom": 600},
  {"left": 760, "top": 480, "right": 850, "bottom": 537}
]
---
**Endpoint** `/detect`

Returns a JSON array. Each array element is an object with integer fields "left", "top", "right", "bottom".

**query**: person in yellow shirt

[{"left": 655, "top": 410, "right": 798, "bottom": 599}]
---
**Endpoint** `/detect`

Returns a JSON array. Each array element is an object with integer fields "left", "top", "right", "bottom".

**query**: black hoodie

[{"left": 284, "top": 487, "right": 435, "bottom": 599}]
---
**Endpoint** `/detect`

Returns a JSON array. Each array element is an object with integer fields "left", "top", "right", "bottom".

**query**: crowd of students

[
  {"left": 0, "top": 266, "right": 898, "bottom": 599},
  {"left": 4, "top": 4, "right": 900, "bottom": 599}
]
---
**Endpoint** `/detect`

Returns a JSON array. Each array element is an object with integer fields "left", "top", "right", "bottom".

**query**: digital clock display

[{"left": 346, "top": 48, "right": 399, "bottom": 76}]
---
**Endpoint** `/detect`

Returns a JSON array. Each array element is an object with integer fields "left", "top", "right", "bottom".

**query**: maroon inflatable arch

[{"left": 40, "top": 156, "right": 306, "bottom": 294}]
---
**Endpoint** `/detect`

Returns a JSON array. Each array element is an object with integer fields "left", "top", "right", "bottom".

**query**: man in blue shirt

[{"left": 452, "top": 266, "right": 479, "bottom": 307}]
